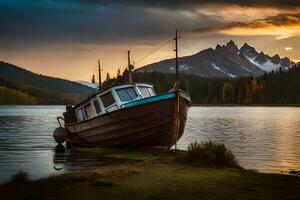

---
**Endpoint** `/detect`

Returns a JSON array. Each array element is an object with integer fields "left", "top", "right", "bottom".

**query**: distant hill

[
  {"left": 136, "top": 41, "right": 294, "bottom": 78},
  {"left": 77, "top": 81, "right": 99, "bottom": 89},
  {"left": 0, "top": 61, "right": 97, "bottom": 104}
]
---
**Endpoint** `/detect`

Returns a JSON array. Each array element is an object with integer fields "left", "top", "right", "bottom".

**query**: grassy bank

[{"left": 1, "top": 147, "right": 300, "bottom": 200}]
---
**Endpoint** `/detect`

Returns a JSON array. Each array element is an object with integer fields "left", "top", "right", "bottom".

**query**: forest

[
  {"left": 132, "top": 63, "right": 300, "bottom": 105},
  {"left": 0, "top": 86, "right": 36, "bottom": 104},
  {"left": 0, "top": 61, "right": 96, "bottom": 105},
  {"left": 1, "top": 60, "right": 299, "bottom": 105}
]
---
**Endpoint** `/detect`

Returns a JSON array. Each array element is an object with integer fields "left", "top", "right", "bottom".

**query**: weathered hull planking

[{"left": 64, "top": 92, "right": 190, "bottom": 149}]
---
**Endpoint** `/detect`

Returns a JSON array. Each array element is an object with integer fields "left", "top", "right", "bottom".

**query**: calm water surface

[
  {"left": 0, "top": 106, "right": 300, "bottom": 183},
  {"left": 179, "top": 107, "right": 300, "bottom": 173}
]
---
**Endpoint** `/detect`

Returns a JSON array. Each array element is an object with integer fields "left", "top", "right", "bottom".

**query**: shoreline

[{"left": 1, "top": 148, "right": 300, "bottom": 200}]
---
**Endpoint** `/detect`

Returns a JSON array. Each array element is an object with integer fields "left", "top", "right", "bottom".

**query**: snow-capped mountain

[
  {"left": 136, "top": 40, "right": 294, "bottom": 77},
  {"left": 240, "top": 43, "right": 292, "bottom": 72}
]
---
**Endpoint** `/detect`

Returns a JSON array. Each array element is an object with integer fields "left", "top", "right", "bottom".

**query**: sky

[{"left": 0, "top": 0, "right": 300, "bottom": 81}]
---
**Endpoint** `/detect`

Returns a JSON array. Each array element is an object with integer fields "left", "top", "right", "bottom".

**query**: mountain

[
  {"left": 0, "top": 61, "right": 97, "bottom": 104},
  {"left": 136, "top": 40, "right": 294, "bottom": 78},
  {"left": 133, "top": 63, "right": 300, "bottom": 104},
  {"left": 240, "top": 43, "right": 292, "bottom": 72},
  {"left": 77, "top": 81, "right": 99, "bottom": 89}
]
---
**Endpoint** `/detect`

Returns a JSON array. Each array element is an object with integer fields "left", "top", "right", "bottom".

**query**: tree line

[
  {"left": 131, "top": 64, "right": 300, "bottom": 105},
  {"left": 1, "top": 60, "right": 299, "bottom": 105},
  {"left": 0, "top": 86, "right": 36, "bottom": 104}
]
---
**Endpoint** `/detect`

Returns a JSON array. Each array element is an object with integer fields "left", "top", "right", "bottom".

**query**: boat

[{"left": 56, "top": 30, "right": 191, "bottom": 151}]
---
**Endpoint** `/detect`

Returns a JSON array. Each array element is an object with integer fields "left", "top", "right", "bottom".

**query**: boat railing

[{"left": 121, "top": 91, "right": 176, "bottom": 109}]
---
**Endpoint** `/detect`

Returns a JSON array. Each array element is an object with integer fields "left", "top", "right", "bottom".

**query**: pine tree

[
  {"left": 117, "top": 69, "right": 121, "bottom": 78},
  {"left": 106, "top": 72, "right": 111, "bottom": 81},
  {"left": 221, "top": 83, "right": 234, "bottom": 103},
  {"left": 91, "top": 75, "right": 95, "bottom": 83}
]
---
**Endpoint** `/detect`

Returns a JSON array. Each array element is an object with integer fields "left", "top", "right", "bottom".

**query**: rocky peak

[
  {"left": 255, "top": 52, "right": 268, "bottom": 64},
  {"left": 215, "top": 44, "right": 222, "bottom": 50},
  {"left": 281, "top": 57, "right": 292, "bottom": 68},
  {"left": 137, "top": 40, "right": 294, "bottom": 77},
  {"left": 243, "top": 42, "right": 250, "bottom": 47},
  {"left": 271, "top": 54, "right": 280, "bottom": 64},
  {"left": 240, "top": 43, "right": 258, "bottom": 58},
  {"left": 226, "top": 40, "right": 239, "bottom": 54}
]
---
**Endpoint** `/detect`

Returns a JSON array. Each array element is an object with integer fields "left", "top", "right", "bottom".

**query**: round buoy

[
  {"left": 53, "top": 127, "right": 67, "bottom": 144},
  {"left": 55, "top": 143, "right": 66, "bottom": 153}
]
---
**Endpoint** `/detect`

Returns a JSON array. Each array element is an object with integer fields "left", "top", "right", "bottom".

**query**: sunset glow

[
  {"left": 218, "top": 25, "right": 300, "bottom": 39},
  {"left": 1, "top": 1, "right": 300, "bottom": 81}
]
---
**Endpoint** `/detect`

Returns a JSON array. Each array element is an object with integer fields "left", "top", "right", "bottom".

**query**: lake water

[{"left": 0, "top": 106, "right": 300, "bottom": 183}]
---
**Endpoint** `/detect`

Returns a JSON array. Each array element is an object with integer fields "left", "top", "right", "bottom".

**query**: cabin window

[
  {"left": 84, "top": 103, "right": 95, "bottom": 119},
  {"left": 138, "top": 86, "right": 155, "bottom": 98},
  {"left": 76, "top": 108, "right": 85, "bottom": 122},
  {"left": 116, "top": 87, "right": 138, "bottom": 102},
  {"left": 106, "top": 105, "right": 118, "bottom": 112},
  {"left": 92, "top": 99, "right": 102, "bottom": 114},
  {"left": 101, "top": 92, "right": 115, "bottom": 108}
]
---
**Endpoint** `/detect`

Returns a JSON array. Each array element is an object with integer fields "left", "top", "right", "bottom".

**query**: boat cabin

[{"left": 72, "top": 83, "right": 156, "bottom": 123}]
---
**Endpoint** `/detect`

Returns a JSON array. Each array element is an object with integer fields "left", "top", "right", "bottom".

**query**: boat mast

[
  {"left": 128, "top": 50, "right": 133, "bottom": 83},
  {"left": 175, "top": 29, "right": 179, "bottom": 83},
  {"left": 174, "top": 29, "right": 180, "bottom": 154},
  {"left": 98, "top": 59, "right": 102, "bottom": 90}
]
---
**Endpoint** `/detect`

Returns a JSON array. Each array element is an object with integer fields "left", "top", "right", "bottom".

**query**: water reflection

[
  {"left": 52, "top": 146, "right": 135, "bottom": 172},
  {"left": 0, "top": 106, "right": 64, "bottom": 183},
  {"left": 0, "top": 106, "right": 300, "bottom": 183},
  {"left": 178, "top": 107, "right": 300, "bottom": 173}
]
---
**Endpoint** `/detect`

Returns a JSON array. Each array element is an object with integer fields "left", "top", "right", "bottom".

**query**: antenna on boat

[
  {"left": 98, "top": 59, "right": 102, "bottom": 90},
  {"left": 128, "top": 51, "right": 133, "bottom": 83}
]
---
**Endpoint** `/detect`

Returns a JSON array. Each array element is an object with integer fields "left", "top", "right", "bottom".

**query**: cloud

[
  {"left": 194, "top": 13, "right": 300, "bottom": 39},
  {"left": 1, "top": 0, "right": 300, "bottom": 81},
  {"left": 0, "top": 0, "right": 223, "bottom": 47},
  {"left": 1, "top": 0, "right": 300, "bottom": 49},
  {"left": 69, "top": 0, "right": 300, "bottom": 10},
  {"left": 228, "top": 13, "right": 300, "bottom": 28}
]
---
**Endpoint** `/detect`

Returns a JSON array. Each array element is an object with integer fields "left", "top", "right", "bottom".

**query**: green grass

[
  {"left": 77, "top": 147, "right": 168, "bottom": 161},
  {"left": 1, "top": 145, "right": 300, "bottom": 200}
]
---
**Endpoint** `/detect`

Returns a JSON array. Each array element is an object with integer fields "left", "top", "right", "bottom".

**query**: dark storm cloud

[
  {"left": 1, "top": 0, "right": 300, "bottom": 49},
  {"left": 0, "top": 0, "right": 223, "bottom": 47},
  {"left": 69, "top": 0, "right": 300, "bottom": 9}
]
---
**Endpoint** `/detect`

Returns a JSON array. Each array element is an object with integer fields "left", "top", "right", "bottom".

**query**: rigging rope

[
  {"left": 180, "top": 34, "right": 212, "bottom": 77},
  {"left": 181, "top": 36, "right": 196, "bottom": 55},
  {"left": 135, "top": 39, "right": 173, "bottom": 66}
]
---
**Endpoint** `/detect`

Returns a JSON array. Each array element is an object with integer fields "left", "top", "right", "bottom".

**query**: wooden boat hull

[{"left": 64, "top": 91, "right": 191, "bottom": 149}]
